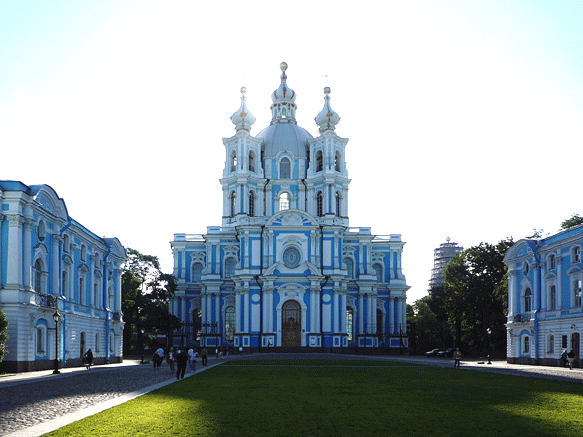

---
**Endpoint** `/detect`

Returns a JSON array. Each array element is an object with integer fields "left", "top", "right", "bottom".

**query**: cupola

[
  {"left": 230, "top": 86, "right": 256, "bottom": 132},
  {"left": 315, "top": 87, "right": 340, "bottom": 133},
  {"left": 270, "top": 62, "right": 297, "bottom": 124}
]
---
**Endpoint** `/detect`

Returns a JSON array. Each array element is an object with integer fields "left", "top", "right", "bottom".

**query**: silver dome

[{"left": 257, "top": 122, "right": 313, "bottom": 158}]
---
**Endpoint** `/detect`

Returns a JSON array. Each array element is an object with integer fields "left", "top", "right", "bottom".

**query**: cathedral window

[
  {"left": 335, "top": 191, "right": 341, "bottom": 216},
  {"left": 230, "top": 151, "right": 237, "bottom": 172},
  {"left": 315, "top": 151, "right": 323, "bottom": 172},
  {"left": 373, "top": 264, "right": 383, "bottom": 282},
  {"left": 192, "top": 263, "right": 203, "bottom": 282},
  {"left": 225, "top": 306, "right": 235, "bottom": 341},
  {"left": 574, "top": 280, "right": 582, "bottom": 306},
  {"left": 344, "top": 258, "right": 354, "bottom": 279},
  {"left": 572, "top": 246, "right": 581, "bottom": 263},
  {"left": 249, "top": 151, "right": 256, "bottom": 172},
  {"left": 79, "top": 276, "right": 85, "bottom": 305},
  {"left": 523, "top": 288, "right": 532, "bottom": 312},
  {"left": 36, "top": 325, "right": 46, "bottom": 355},
  {"left": 63, "top": 235, "right": 70, "bottom": 253},
  {"left": 224, "top": 257, "right": 236, "bottom": 278},
  {"left": 316, "top": 191, "right": 323, "bottom": 217},
  {"left": 230, "top": 191, "right": 236, "bottom": 217},
  {"left": 249, "top": 191, "right": 255, "bottom": 217},
  {"left": 280, "top": 157, "right": 291, "bottom": 179},
  {"left": 62, "top": 271, "right": 68, "bottom": 299},
  {"left": 279, "top": 192, "right": 290, "bottom": 211},
  {"left": 81, "top": 245, "right": 86, "bottom": 262},
  {"left": 34, "top": 259, "right": 43, "bottom": 294},
  {"left": 549, "top": 285, "right": 556, "bottom": 310},
  {"left": 335, "top": 151, "right": 341, "bottom": 172},
  {"left": 346, "top": 308, "right": 354, "bottom": 341},
  {"left": 94, "top": 282, "right": 100, "bottom": 308},
  {"left": 549, "top": 254, "right": 556, "bottom": 270}
]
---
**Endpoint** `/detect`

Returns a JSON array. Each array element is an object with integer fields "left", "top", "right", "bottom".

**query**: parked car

[
  {"left": 437, "top": 348, "right": 455, "bottom": 357},
  {"left": 425, "top": 348, "right": 444, "bottom": 357}
]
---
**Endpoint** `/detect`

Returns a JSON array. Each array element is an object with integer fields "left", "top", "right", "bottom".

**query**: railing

[
  {"left": 513, "top": 312, "right": 533, "bottom": 323},
  {"left": 33, "top": 293, "right": 57, "bottom": 308}
]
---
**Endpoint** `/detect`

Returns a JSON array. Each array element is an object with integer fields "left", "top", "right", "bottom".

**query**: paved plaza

[{"left": 1, "top": 354, "right": 582, "bottom": 436}]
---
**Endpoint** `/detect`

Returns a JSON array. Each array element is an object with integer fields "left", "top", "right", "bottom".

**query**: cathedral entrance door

[{"left": 282, "top": 300, "right": 301, "bottom": 347}]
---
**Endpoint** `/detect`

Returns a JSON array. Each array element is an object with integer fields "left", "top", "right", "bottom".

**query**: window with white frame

[
  {"left": 279, "top": 192, "right": 290, "bottom": 211},
  {"left": 523, "top": 335, "right": 530, "bottom": 354},
  {"left": 548, "top": 334, "right": 554, "bottom": 354},
  {"left": 62, "top": 271, "right": 68, "bottom": 299},
  {"left": 36, "top": 325, "right": 46, "bottom": 355},
  {"left": 94, "top": 282, "right": 99, "bottom": 308},
  {"left": 34, "top": 259, "right": 44, "bottom": 294},
  {"left": 315, "top": 150, "right": 323, "bottom": 172},
  {"left": 230, "top": 151, "right": 237, "bottom": 172},
  {"left": 524, "top": 288, "right": 532, "bottom": 312},
  {"left": 280, "top": 157, "right": 291, "bottom": 179},
  {"left": 224, "top": 258, "right": 236, "bottom": 278},
  {"left": 335, "top": 191, "right": 341, "bottom": 217},
  {"left": 373, "top": 264, "right": 383, "bottom": 282},
  {"left": 573, "top": 246, "right": 581, "bottom": 263},
  {"left": 316, "top": 191, "right": 323, "bottom": 217},
  {"left": 248, "top": 151, "right": 256, "bottom": 172},
  {"left": 225, "top": 306, "right": 235, "bottom": 341},
  {"left": 335, "top": 151, "right": 341, "bottom": 172},
  {"left": 79, "top": 276, "right": 85, "bottom": 305},
  {"left": 574, "top": 279, "right": 582, "bottom": 306},
  {"left": 249, "top": 191, "right": 255, "bottom": 217},
  {"left": 230, "top": 191, "right": 236, "bottom": 217},
  {"left": 549, "top": 254, "right": 556, "bottom": 270},
  {"left": 549, "top": 285, "right": 556, "bottom": 310},
  {"left": 344, "top": 258, "right": 354, "bottom": 279},
  {"left": 523, "top": 261, "right": 530, "bottom": 276},
  {"left": 192, "top": 262, "right": 203, "bottom": 282},
  {"left": 346, "top": 308, "right": 354, "bottom": 341}
]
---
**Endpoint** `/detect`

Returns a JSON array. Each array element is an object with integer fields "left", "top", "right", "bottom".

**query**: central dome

[{"left": 256, "top": 122, "right": 313, "bottom": 158}]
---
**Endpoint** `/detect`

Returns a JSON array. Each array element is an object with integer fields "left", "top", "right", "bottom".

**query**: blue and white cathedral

[{"left": 170, "top": 63, "right": 409, "bottom": 351}]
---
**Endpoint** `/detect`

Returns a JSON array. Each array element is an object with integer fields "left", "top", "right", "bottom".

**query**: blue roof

[{"left": 256, "top": 121, "right": 313, "bottom": 158}]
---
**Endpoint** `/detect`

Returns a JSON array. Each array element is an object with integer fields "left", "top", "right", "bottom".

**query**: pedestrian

[
  {"left": 176, "top": 349, "right": 188, "bottom": 380},
  {"left": 84, "top": 348, "right": 94, "bottom": 370},
  {"left": 167, "top": 347, "right": 176, "bottom": 373},
  {"left": 561, "top": 349, "right": 568, "bottom": 367},
  {"left": 153, "top": 348, "right": 164, "bottom": 369},
  {"left": 453, "top": 349, "right": 462, "bottom": 369},
  {"left": 567, "top": 349, "right": 576, "bottom": 370},
  {"left": 188, "top": 349, "right": 198, "bottom": 372},
  {"left": 216, "top": 347, "right": 220, "bottom": 359},
  {"left": 201, "top": 347, "right": 208, "bottom": 366}
]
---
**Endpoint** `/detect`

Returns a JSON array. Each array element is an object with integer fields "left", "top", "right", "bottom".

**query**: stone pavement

[{"left": 1, "top": 353, "right": 582, "bottom": 436}]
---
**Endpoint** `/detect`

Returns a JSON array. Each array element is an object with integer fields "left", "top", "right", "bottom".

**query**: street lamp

[
  {"left": 52, "top": 311, "right": 60, "bottom": 374},
  {"left": 486, "top": 328, "right": 492, "bottom": 365}
]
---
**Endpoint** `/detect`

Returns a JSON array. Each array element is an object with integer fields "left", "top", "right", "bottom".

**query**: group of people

[
  {"left": 152, "top": 347, "right": 211, "bottom": 379},
  {"left": 561, "top": 349, "right": 577, "bottom": 369}
]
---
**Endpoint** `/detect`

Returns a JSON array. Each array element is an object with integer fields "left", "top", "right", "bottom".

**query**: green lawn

[{"left": 45, "top": 359, "right": 583, "bottom": 436}]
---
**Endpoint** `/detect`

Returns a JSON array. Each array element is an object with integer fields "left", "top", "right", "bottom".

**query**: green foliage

[
  {"left": 122, "top": 248, "right": 177, "bottom": 353},
  {"left": 561, "top": 213, "right": 583, "bottom": 230},
  {"left": 46, "top": 360, "right": 583, "bottom": 437},
  {"left": 441, "top": 239, "right": 513, "bottom": 355},
  {"left": 409, "top": 295, "right": 453, "bottom": 352},
  {"left": 0, "top": 308, "right": 8, "bottom": 363}
]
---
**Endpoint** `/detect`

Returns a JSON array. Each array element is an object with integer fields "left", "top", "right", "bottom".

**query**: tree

[
  {"left": 122, "top": 248, "right": 177, "bottom": 354},
  {"left": 0, "top": 308, "right": 8, "bottom": 363},
  {"left": 561, "top": 214, "right": 583, "bottom": 230},
  {"left": 441, "top": 239, "right": 513, "bottom": 356},
  {"left": 409, "top": 295, "right": 453, "bottom": 354}
]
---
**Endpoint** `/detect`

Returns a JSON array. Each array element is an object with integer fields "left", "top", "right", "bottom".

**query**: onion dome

[
  {"left": 230, "top": 86, "right": 256, "bottom": 132},
  {"left": 315, "top": 86, "right": 340, "bottom": 133},
  {"left": 270, "top": 62, "right": 297, "bottom": 124}
]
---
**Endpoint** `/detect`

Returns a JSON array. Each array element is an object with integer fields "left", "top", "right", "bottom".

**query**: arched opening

[
  {"left": 373, "top": 264, "right": 383, "bottom": 282},
  {"left": 335, "top": 191, "right": 341, "bottom": 216},
  {"left": 230, "top": 151, "right": 237, "bottom": 172},
  {"left": 280, "top": 157, "right": 291, "bottom": 179},
  {"left": 344, "top": 258, "right": 354, "bottom": 279},
  {"left": 230, "top": 191, "right": 236, "bottom": 217},
  {"left": 248, "top": 151, "right": 255, "bottom": 172},
  {"left": 524, "top": 288, "right": 532, "bottom": 312},
  {"left": 335, "top": 150, "right": 341, "bottom": 172},
  {"left": 192, "top": 263, "right": 203, "bottom": 282},
  {"left": 315, "top": 150, "right": 323, "bottom": 172},
  {"left": 249, "top": 191, "right": 256, "bottom": 217},
  {"left": 316, "top": 191, "right": 323, "bottom": 217},
  {"left": 34, "top": 259, "right": 43, "bottom": 294},
  {"left": 225, "top": 306, "right": 235, "bottom": 341},
  {"left": 279, "top": 192, "right": 290, "bottom": 211},
  {"left": 224, "top": 258, "right": 236, "bottom": 278},
  {"left": 282, "top": 300, "right": 301, "bottom": 347}
]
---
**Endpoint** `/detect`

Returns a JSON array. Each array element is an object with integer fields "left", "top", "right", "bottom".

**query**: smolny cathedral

[{"left": 170, "top": 63, "right": 410, "bottom": 351}]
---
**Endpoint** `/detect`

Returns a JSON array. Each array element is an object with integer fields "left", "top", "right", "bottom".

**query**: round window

[{"left": 283, "top": 246, "right": 301, "bottom": 269}]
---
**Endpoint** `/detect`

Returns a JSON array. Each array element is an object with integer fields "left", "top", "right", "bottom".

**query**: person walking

[
  {"left": 188, "top": 349, "right": 199, "bottom": 372},
  {"left": 176, "top": 349, "right": 188, "bottom": 380},
  {"left": 84, "top": 349, "right": 94, "bottom": 370},
  {"left": 567, "top": 349, "right": 576, "bottom": 369},
  {"left": 201, "top": 347, "right": 208, "bottom": 367},
  {"left": 561, "top": 349, "right": 568, "bottom": 367},
  {"left": 453, "top": 349, "right": 462, "bottom": 369},
  {"left": 167, "top": 347, "right": 176, "bottom": 373}
]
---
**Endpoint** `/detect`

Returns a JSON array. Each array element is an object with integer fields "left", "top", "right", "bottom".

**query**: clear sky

[{"left": 2, "top": 0, "right": 582, "bottom": 304}]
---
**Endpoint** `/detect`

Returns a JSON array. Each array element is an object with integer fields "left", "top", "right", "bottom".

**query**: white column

[
  {"left": 236, "top": 291, "right": 242, "bottom": 332},
  {"left": 6, "top": 215, "right": 23, "bottom": 288},
  {"left": 0, "top": 214, "right": 3, "bottom": 282},
  {"left": 358, "top": 293, "right": 364, "bottom": 334},
  {"left": 52, "top": 235, "right": 60, "bottom": 296},
  {"left": 389, "top": 297, "right": 394, "bottom": 334},
  {"left": 557, "top": 256, "right": 563, "bottom": 310},
  {"left": 23, "top": 218, "right": 33, "bottom": 290},
  {"left": 340, "top": 293, "right": 347, "bottom": 334},
  {"left": 215, "top": 293, "right": 220, "bottom": 330}
]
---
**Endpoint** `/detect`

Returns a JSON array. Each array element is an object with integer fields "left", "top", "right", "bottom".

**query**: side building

[
  {"left": 504, "top": 224, "right": 583, "bottom": 367},
  {"left": 0, "top": 181, "right": 126, "bottom": 373},
  {"left": 170, "top": 63, "right": 410, "bottom": 352}
]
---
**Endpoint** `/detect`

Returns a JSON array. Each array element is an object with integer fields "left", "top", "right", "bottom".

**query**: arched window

[
  {"left": 574, "top": 279, "right": 582, "bottom": 307},
  {"left": 316, "top": 191, "right": 323, "bottom": 217},
  {"left": 94, "top": 282, "right": 99, "bottom": 308},
  {"left": 344, "top": 258, "right": 354, "bottom": 279},
  {"left": 192, "top": 263, "right": 203, "bottom": 282},
  {"left": 373, "top": 264, "right": 383, "bottom": 282},
  {"left": 62, "top": 271, "right": 68, "bottom": 299},
  {"left": 549, "top": 254, "right": 556, "bottom": 269},
  {"left": 224, "top": 258, "right": 236, "bottom": 278},
  {"left": 315, "top": 151, "right": 323, "bottom": 172},
  {"left": 34, "top": 259, "right": 43, "bottom": 294},
  {"left": 248, "top": 151, "right": 255, "bottom": 172},
  {"left": 280, "top": 157, "right": 291, "bottom": 179},
  {"left": 249, "top": 191, "right": 255, "bottom": 217},
  {"left": 335, "top": 191, "right": 341, "bottom": 216},
  {"left": 279, "top": 192, "right": 290, "bottom": 211},
  {"left": 524, "top": 288, "right": 532, "bottom": 312},
  {"left": 79, "top": 276, "right": 85, "bottom": 305},
  {"left": 549, "top": 285, "right": 556, "bottom": 310},
  {"left": 346, "top": 308, "right": 354, "bottom": 341},
  {"left": 230, "top": 191, "right": 236, "bottom": 217},
  {"left": 225, "top": 306, "right": 235, "bottom": 341},
  {"left": 230, "top": 151, "right": 237, "bottom": 172},
  {"left": 335, "top": 151, "right": 341, "bottom": 172}
]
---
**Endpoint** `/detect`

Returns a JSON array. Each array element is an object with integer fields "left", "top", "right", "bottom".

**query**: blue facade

[
  {"left": 170, "top": 63, "right": 409, "bottom": 351},
  {"left": 0, "top": 181, "right": 126, "bottom": 373},
  {"left": 505, "top": 224, "right": 583, "bottom": 366}
]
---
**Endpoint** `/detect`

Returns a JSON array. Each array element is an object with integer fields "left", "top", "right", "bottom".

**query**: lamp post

[
  {"left": 52, "top": 311, "right": 60, "bottom": 374},
  {"left": 486, "top": 327, "right": 492, "bottom": 365}
]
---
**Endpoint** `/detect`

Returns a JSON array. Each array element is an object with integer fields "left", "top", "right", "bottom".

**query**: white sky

[{"left": 1, "top": 0, "right": 582, "bottom": 304}]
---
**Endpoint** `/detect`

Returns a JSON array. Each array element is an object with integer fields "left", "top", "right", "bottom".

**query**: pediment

[{"left": 266, "top": 209, "right": 318, "bottom": 227}]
